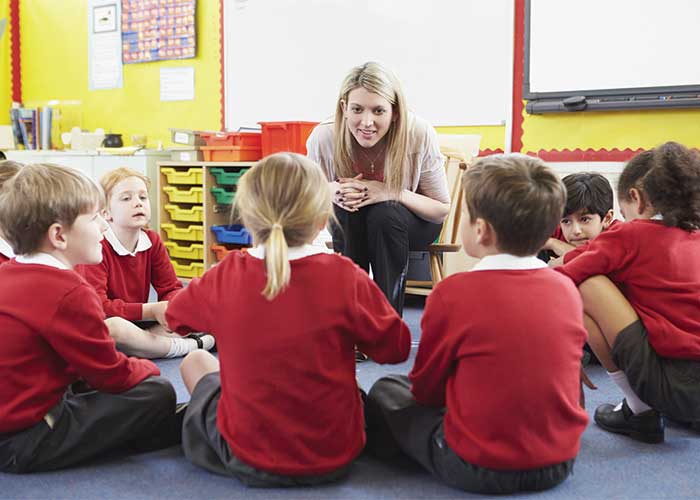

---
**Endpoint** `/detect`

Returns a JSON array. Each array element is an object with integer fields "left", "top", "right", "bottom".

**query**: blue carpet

[{"left": 2, "top": 296, "right": 699, "bottom": 499}]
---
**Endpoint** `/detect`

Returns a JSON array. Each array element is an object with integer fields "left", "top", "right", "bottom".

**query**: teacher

[{"left": 307, "top": 62, "right": 450, "bottom": 315}]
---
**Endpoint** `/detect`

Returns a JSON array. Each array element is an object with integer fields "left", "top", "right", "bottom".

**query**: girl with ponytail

[
  {"left": 557, "top": 141, "right": 700, "bottom": 444},
  {"left": 162, "top": 153, "right": 411, "bottom": 486}
]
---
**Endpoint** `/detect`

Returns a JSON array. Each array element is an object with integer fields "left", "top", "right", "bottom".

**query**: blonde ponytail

[
  {"left": 262, "top": 222, "right": 290, "bottom": 299},
  {"left": 233, "top": 153, "right": 333, "bottom": 301}
]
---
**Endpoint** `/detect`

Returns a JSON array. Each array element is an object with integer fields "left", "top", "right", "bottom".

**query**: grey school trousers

[
  {"left": 0, "top": 376, "right": 177, "bottom": 473},
  {"left": 366, "top": 375, "right": 575, "bottom": 494}
]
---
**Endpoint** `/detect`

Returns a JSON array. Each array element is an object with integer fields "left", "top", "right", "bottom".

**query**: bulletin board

[
  {"left": 121, "top": 0, "right": 196, "bottom": 63},
  {"left": 222, "top": 0, "right": 514, "bottom": 129}
]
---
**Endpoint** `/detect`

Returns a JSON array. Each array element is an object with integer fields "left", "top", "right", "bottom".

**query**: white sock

[
  {"left": 608, "top": 370, "right": 652, "bottom": 414},
  {"left": 165, "top": 337, "right": 198, "bottom": 358}
]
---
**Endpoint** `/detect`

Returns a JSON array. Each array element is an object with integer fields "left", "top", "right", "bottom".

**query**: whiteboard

[
  {"left": 224, "top": 0, "right": 513, "bottom": 128},
  {"left": 526, "top": 0, "right": 700, "bottom": 96}
]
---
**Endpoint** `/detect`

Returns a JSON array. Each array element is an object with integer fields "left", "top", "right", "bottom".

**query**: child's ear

[
  {"left": 475, "top": 218, "right": 496, "bottom": 246},
  {"left": 602, "top": 209, "right": 614, "bottom": 228},
  {"left": 628, "top": 188, "right": 648, "bottom": 216},
  {"left": 46, "top": 222, "right": 68, "bottom": 251},
  {"left": 102, "top": 208, "right": 113, "bottom": 222}
]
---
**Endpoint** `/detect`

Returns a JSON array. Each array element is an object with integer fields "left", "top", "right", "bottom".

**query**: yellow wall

[
  {"left": 522, "top": 106, "right": 700, "bottom": 153},
  {"left": 0, "top": 0, "right": 11, "bottom": 125},
  {"left": 19, "top": 0, "right": 221, "bottom": 147},
  {"left": 437, "top": 125, "right": 505, "bottom": 152}
]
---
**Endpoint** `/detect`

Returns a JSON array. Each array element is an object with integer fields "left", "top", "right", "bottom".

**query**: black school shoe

[{"left": 594, "top": 399, "right": 665, "bottom": 443}]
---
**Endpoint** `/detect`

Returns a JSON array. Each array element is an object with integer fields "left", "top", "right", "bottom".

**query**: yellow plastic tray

[
  {"left": 161, "top": 223, "right": 204, "bottom": 242},
  {"left": 164, "top": 241, "right": 205, "bottom": 260},
  {"left": 171, "top": 260, "right": 205, "bottom": 278},
  {"left": 161, "top": 167, "right": 203, "bottom": 185},
  {"left": 164, "top": 204, "right": 204, "bottom": 222},
  {"left": 162, "top": 186, "right": 204, "bottom": 204}
]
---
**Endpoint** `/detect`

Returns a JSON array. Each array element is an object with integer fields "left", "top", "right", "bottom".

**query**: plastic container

[
  {"left": 171, "top": 260, "right": 205, "bottom": 278},
  {"left": 161, "top": 167, "right": 203, "bottom": 185},
  {"left": 258, "top": 121, "right": 318, "bottom": 156},
  {"left": 169, "top": 128, "right": 207, "bottom": 146},
  {"left": 210, "top": 186, "right": 235, "bottom": 204},
  {"left": 161, "top": 223, "right": 204, "bottom": 242},
  {"left": 201, "top": 146, "right": 262, "bottom": 162},
  {"left": 200, "top": 131, "right": 261, "bottom": 148},
  {"left": 209, "top": 167, "right": 248, "bottom": 186},
  {"left": 164, "top": 204, "right": 204, "bottom": 222},
  {"left": 210, "top": 224, "right": 253, "bottom": 245},
  {"left": 164, "top": 241, "right": 205, "bottom": 260},
  {"left": 162, "top": 186, "right": 204, "bottom": 204}
]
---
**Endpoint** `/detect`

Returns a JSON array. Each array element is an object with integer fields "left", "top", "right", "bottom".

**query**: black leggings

[{"left": 331, "top": 201, "right": 441, "bottom": 315}]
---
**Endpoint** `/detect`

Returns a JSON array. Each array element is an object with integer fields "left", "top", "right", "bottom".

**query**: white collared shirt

[
  {"left": 16, "top": 252, "right": 71, "bottom": 270},
  {"left": 470, "top": 253, "right": 547, "bottom": 272},
  {"left": 104, "top": 226, "right": 152, "bottom": 256},
  {"left": 0, "top": 236, "right": 15, "bottom": 259},
  {"left": 247, "top": 243, "right": 328, "bottom": 260}
]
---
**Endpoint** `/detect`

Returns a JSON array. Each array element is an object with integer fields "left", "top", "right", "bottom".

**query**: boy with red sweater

[
  {"left": 366, "top": 154, "right": 589, "bottom": 494},
  {"left": 79, "top": 167, "right": 214, "bottom": 358},
  {"left": 0, "top": 163, "right": 179, "bottom": 473},
  {"left": 0, "top": 160, "right": 21, "bottom": 265}
]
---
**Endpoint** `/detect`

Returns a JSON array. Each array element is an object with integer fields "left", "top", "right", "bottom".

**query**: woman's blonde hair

[
  {"left": 233, "top": 153, "right": 333, "bottom": 300},
  {"left": 333, "top": 62, "right": 409, "bottom": 196}
]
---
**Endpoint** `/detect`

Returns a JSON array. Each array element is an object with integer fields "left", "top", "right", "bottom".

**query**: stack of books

[{"left": 9, "top": 107, "right": 53, "bottom": 150}]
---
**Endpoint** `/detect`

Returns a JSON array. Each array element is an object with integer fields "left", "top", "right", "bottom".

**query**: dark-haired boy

[
  {"left": 366, "top": 154, "right": 589, "bottom": 495},
  {"left": 541, "top": 172, "right": 616, "bottom": 264},
  {"left": 0, "top": 163, "right": 180, "bottom": 473}
]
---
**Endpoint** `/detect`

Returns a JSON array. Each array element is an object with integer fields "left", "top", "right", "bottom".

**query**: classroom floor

[{"left": 3, "top": 296, "right": 699, "bottom": 499}]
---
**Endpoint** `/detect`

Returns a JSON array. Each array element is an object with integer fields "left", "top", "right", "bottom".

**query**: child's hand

[
  {"left": 150, "top": 301, "right": 170, "bottom": 330},
  {"left": 548, "top": 255, "right": 564, "bottom": 268}
]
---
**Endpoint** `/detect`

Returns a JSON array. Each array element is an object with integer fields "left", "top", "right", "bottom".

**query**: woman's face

[{"left": 342, "top": 87, "right": 394, "bottom": 148}]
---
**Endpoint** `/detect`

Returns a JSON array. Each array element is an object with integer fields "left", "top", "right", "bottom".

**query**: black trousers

[
  {"left": 365, "top": 375, "right": 575, "bottom": 495},
  {"left": 0, "top": 376, "right": 177, "bottom": 473},
  {"left": 332, "top": 202, "right": 442, "bottom": 315}
]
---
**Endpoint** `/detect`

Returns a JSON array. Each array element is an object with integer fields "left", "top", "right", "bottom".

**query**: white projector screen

[
  {"left": 224, "top": 0, "right": 513, "bottom": 129},
  {"left": 525, "top": 0, "right": 700, "bottom": 98}
]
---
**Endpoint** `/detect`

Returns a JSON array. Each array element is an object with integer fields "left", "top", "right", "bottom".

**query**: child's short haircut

[
  {"left": 0, "top": 163, "right": 104, "bottom": 255},
  {"left": 234, "top": 153, "right": 333, "bottom": 300},
  {"left": 462, "top": 154, "right": 566, "bottom": 256},
  {"left": 100, "top": 167, "right": 150, "bottom": 202},
  {"left": 562, "top": 172, "right": 613, "bottom": 219},
  {"left": 0, "top": 160, "right": 22, "bottom": 188},
  {"left": 619, "top": 142, "right": 700, "bottom": 230}
]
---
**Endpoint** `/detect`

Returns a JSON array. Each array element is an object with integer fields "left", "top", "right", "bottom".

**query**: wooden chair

[{"left": 405, "top": 134, "right": 481, "bottom": 296}]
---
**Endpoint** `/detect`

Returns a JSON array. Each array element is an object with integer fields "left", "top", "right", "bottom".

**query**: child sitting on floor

[
  {"left": 540, "top": 172, "right": 616, "bottom": 265},
  {"left": 79, "top": 167, "right": 214, "bottom": 358},
  {"left": 0, "top": 163, "right": 180, "bottom": 473},
  {"left": 366, "top": 154, "right": 589, "bottom": 495},
  {"left": 161, "top": 153, "right": 411, "bottom": 486},
  {"left": 0, "top": 160, "right": 22, "bottom": 265},
  {"left": 557, "top": 142, "right": 700, "bottom": 443}
]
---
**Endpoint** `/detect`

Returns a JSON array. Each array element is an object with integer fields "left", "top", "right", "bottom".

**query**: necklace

[{"left": 357, "top": 143, "right": 387, "bottom": 174}]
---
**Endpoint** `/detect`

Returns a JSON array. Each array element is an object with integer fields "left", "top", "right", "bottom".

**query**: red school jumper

[
  {"left": 0, "top": 260, "right": 158, "bottom": 434},
  {"left": 166, "top": 250, "right": 412, "bottom": 476},
  {"left": 79, "top": 229, "right": 182, "bottom": 320},
  {"left": 410, "top": 262, "right": 589, "bottom": 470},
  {"left": 558, "top": 219, "right": 700, "bottom": 359}
]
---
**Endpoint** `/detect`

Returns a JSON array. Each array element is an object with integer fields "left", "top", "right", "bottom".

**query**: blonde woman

[
  {"left": 160, "top": 153, "right": 411, "bottom": 486},
  {"left": 307, "top": 62, "right": 450, "bottom": 314}
]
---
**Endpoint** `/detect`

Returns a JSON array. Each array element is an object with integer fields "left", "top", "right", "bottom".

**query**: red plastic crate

[
  {"left": 258, "top": 121, "right": 319, "bottom": 157},
  {"left": 200, "top": 131, "right": 262, "bottom": 148},
  {"left": 201, "top": 146, "right": 263, "bottom": 162}
]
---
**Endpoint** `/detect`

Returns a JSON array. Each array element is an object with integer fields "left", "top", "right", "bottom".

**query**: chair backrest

[{"left": 436, "top": 134, "right": 481, "bottom": 246}]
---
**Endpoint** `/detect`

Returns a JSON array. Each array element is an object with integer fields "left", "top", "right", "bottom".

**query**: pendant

[{"left": 370, "top": 162, "right": 375, "bottom": 173}]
